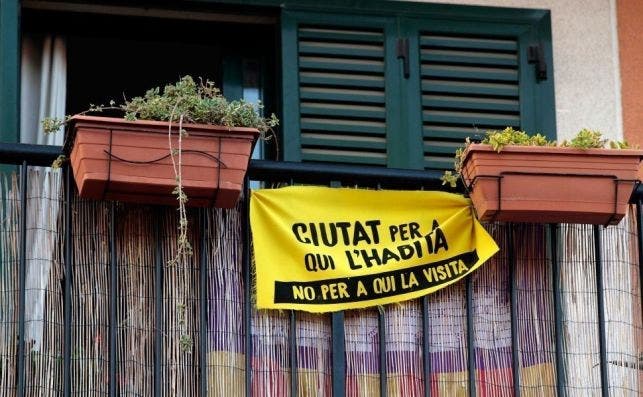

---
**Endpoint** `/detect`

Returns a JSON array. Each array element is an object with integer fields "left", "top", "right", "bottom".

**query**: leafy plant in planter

[
  {"left": 441, "top": 127, "right": 643, "bottom": 225},
  {"left": 44, "top": 76, "right": 278, "bottom": 351},
  {"left": 44, "top": 75, "right": 278, "bottom": 259}
]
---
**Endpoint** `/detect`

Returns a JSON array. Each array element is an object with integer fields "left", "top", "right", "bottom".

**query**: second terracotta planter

[
  {"left": 461, "top": 144, "right": 643, "bottom": 225},
  {"left": 67, "top": 116, "right": 259, "bottom": 208}
]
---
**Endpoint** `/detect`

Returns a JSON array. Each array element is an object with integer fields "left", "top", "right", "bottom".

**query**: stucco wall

[{"left": 419, "top": 0, "right": 622, "bottom": 141}]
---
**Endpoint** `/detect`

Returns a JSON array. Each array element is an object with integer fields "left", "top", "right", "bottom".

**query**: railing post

[
  {"left": 327, "top": 180, "right": 346, "bottom": 397},
  {"left": 422, "top": 296, "right": 431, "bottom": 397},
  {"left": 331, "top": 311, "right": 346, "bottom": 397},
  {"left": 636, "top": 201, "right": 643, "bottom": 349},
  {"left": 379, "top": 308, "right": 387, "bottom": 396},
  {"left": 466, "top": 275, "right": 476, "bottom": 397},
  {"left": 108, "top": 201, "right": 118, "bottom": 396},
  {"left": 507, "top": 225, "right": 520, "bottom": 397},
  {"left": 63, "top": 165, "right": 73, "bottom": 396},
  {"left": 17, "top": 161, "right": 27, "bottom": 396},
  {"left": 549, "top": 224, "right": 565, "bottom": 397},
  {"left": 199, "top": 209, "right": 208, "bottom": 396},
  {"left": 593, "top": 225, "right": 609, "bottom": 396},
  {"left": 242, "top": 177, "right": 253, "bottom": 397},
  {"left": 154, "top": 208, "right": 164, "bottom": 397},
  {"left": 286, "top": 173, "right": 299, "bottom": 397},
  {"left": 290, "top": 310, "right": 298, "bottom": 397}
]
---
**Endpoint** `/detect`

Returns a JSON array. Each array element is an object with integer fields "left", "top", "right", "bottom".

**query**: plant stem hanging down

[
  {"left": 167, "top": 103, "right": 193, "bottom": 353},
  {"left": 167, "top": 103, "right": 192, "bottom": 267}
]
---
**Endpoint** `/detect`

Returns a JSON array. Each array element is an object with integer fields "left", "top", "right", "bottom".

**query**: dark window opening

[{"left": 22, "top": 7, "right": 280, "bottom": 159}]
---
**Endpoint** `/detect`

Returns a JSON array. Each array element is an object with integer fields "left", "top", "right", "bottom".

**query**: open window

[{"left": 20, "top": 5, "right": 279, "bottom": 159}]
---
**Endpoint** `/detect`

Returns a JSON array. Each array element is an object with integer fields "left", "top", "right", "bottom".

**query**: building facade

[{"left": 1, "top": 0, "right": 642, "bottom": 396}]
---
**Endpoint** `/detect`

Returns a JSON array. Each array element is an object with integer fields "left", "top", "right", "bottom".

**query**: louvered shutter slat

[
  {"left": 421, "top": 35, "right": 518, "bottom": 51},
  {"left": 423, "top": 126, "right": 482, "bottom": 140},
  {"left": 423, "top": 95, "right": 519, "bottom": 112},
  {"left": 421, "top": 65, "right": 518, "bottom": 82},
  {"left": 299, "top": 57, "right": 384, "bottom": 74},
  {"left": 299, "top": 42, "right": 383, "bottom": 58},
  {"left": 300, "top": 119, "right": 385, "bottom": 135},
  {"left": 422, "top": 80, "right": 519, "bottom": 97},
  {"left": 421, "top": 51, "right": 518, "bottom": 67},
  {"left": 300, "top": 104, "right": 386, "bottom": 119},
  {"left": 300, "top": 87, "right": 386, "bottom": 104},
  {"left": 301, "top": 135, "right": 386, "bottom": 150},
  {"left": 423, "top": 110, "right": 520, "bottom": 126},
  {"left": 299, "top": 73, "right": 385, "bottom": 89},
  {"left": 299, "top": 28, "right": 383, "bottom": 43}
]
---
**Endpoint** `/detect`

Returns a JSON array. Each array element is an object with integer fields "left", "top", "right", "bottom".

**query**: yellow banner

[{"left": 250, "top": 187, "right": 498, "bottom": 313}]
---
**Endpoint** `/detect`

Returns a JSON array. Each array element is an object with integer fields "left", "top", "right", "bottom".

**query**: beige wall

[{"left": 420, "top": 0, "right": 622, "bottom": 141}]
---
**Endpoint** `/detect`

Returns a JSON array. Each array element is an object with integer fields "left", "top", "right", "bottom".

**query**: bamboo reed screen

[{"left": 0, "top": 168, "right": 641, "bottom": 395}]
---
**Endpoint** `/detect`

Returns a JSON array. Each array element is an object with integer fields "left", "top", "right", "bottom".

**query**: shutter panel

[
  {"left": 419, "top": 31, "right": 521, "bottom": 170},
  {"left": 282, "top": 12, "right": 397, "bottom": 165},
  {"left": 282, "top": 11, "right": 555, "bottom": 169}
]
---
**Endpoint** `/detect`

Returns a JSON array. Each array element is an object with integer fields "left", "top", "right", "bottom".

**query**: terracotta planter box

[
  {"left": 67, "top": 116, "right": 259, "bottom": 208},
  {"left": 461, "top": 144, "right": 643, "bottom": 225}
]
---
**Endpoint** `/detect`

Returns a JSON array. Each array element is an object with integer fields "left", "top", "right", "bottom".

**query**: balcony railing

[{"left": 1, "top": 142, "right": 642, "bottom": 396}]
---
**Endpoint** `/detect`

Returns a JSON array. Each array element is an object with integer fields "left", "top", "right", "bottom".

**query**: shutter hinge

[
  {"left": 528, "top": 44, "right": 547, "bottom": 81},
  {"left": 396, "top": 38, "right": 410, "bottom": 79}
]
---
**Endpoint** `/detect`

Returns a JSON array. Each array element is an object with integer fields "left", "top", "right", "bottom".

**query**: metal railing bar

[
  {"left": 376, "top": 180, "right": 387, "bottom": 397},
  {"left": 593, "top": 225, "right": 609, "bottom": 397},
  {"left": 242, "top": 177, "right": 252, "bottom": 397},
  {"left": 108, "top": 201, "right": 118, "bottom": 396},
  {"left": 422, "top": 296, "right": 431, "bottom": 397},
  {"left": 5, "top": 142, "right": 643, "bottom": 200},
  {"left": 328, "top": 180, "right": 346, "bottom": 397},
  {"left": 63, "top": 165, "right": 73, "bottom": 396},
  {"left": 290, "top": 310, "right": 298, "bottom": 397},
  {"left": 379, "top": 308, "right": 387, "bottom": 397},
  {"left": 331, "top": 311, "right": 346, "bottom": 397},
  {"left": 248, "top": 160, "right": 445, "bottom": 188},
  {"left": 637, "top": 201, "right": 643, "bottom": 341},
  {"left": 0, "top": 143, "right": 61, "bottom": 166},
  {"left": 288, "top": 178, "right": 298, "bottom": 397},
  {"left": 507, "top": 225, "right": 520, "bottom": 397},
  {"left": 199, "top": 209, "right": 208, "bottom": 397},
  {"left": 0, "top": 144, "right": 445, "bottom": 188},
  {"left": 154, "top": 208, "right": 163, "bottom": 397},
  {"left": 465, "top": 275, "right": 476, "bottom": 397},
  {"left": 549, "top": 224, "right": 565, "bottom": 397},
  {"left": 17, "top": 161, "right": 27, "bottom": 397}
]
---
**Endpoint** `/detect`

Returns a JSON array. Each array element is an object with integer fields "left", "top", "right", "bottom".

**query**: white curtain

[
  {"left": 19, "top": 33, "right": 67, "bottom": 351},
  {"left": 20, "top": 33, "right": 67, "bottom": 145}
]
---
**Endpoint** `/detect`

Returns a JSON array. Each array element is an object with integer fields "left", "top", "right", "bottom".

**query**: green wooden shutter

[
  {"left": 0, "top": 0, "right": 20, "bottom": 144},
  {"left": 281, "top": 9, "right": 555, "bottom": 169},
  {"left": 405, "top": 19, "right": 555, "bottom": 170},
  {"left": 281, "top": 11, "right": 401, "bottom": 166}
]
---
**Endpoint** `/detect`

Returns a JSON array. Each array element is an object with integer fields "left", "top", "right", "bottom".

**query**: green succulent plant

[
  {"left": 440, "top": 127, "right": 631, "bottom": 188},
  {"left": 43, "top": 75, "right": 279, "bottom": 134}
]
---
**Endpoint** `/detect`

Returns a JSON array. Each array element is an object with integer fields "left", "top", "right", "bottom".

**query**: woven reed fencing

[{"left": 0, "top": 168, "right": 641, "bottom": 395}]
